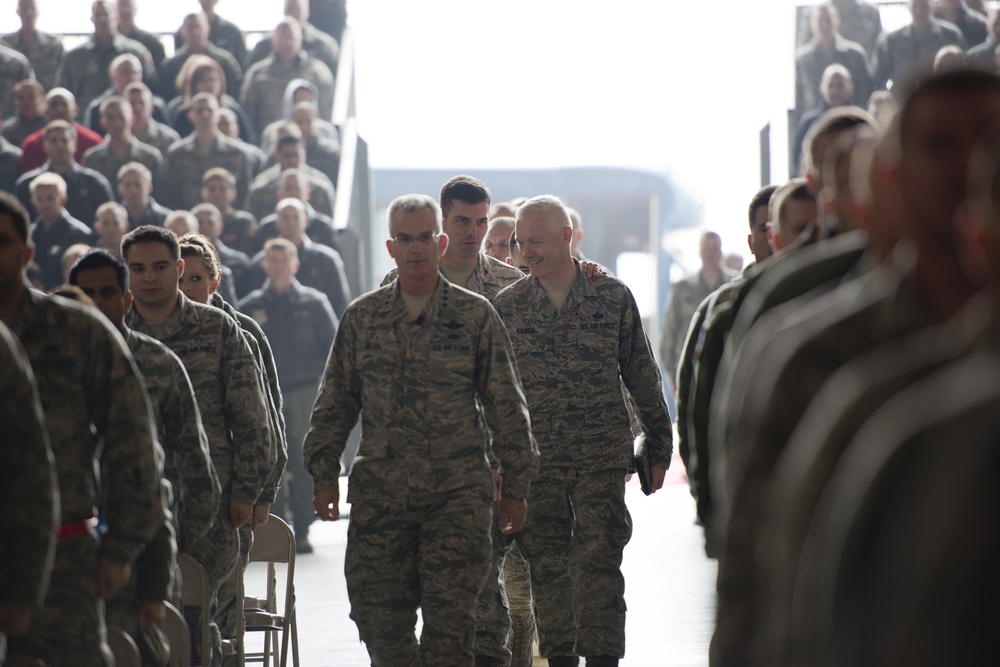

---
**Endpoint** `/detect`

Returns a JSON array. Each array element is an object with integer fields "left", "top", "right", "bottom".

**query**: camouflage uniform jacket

[
  {"left": 0, "top": 43, "right": 34, "bottom": 121},
  {"left": 82, "top": 137, "right": 163, "bottom": 190},
  {"left": 1, "top": 29, "right": 63, "bottom": 92},
  {"left": 493, "top": 262, "right": 673, "bottom": 474},
  {"left": 660, "top": 268, "right": 733, "bottom": 386},
  {"left": 133, "top": 120, "right": 181, "bottom": 156},
  {"left": 246, "top": 22, "right": 339, "bottom": 84},
  {"left": 212, "top": 292, "right": 287, "bottom": 504},
  {"left": 247, "top": 163, "right": 335, "bottom": 220},
  {"left": 7, "top": 288, "right": 164, "bottom": 565},
  {"left": 124, "top": 327, "right": 220, "bottom": 543},
  {"left": 304, "top": 278, "right": 539, "bottom": 504},
  {"left": 157, "top": 133, "right": 254, "bottom": 211},
  {"left": 58, "top": 34, "right": 157, "bottom": 121},
  {"left": 0, "top": 320, "right": 58, "bottom": 608},
  {"left": 240, "top": 53, "right": 335, "bottom": 134},
  {"left": 126, "top": 292, "right": 273, "bottom": 505},
  {"left": 833, "top": 0, "right": 883, "bottom": 57},
  {"left": 381, "top": 252, "right": 525, "bottom": 301}
]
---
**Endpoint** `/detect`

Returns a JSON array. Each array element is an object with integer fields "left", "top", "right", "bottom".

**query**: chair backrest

[
  {"left": 106, "top": 626, "right": 141, "bottom": 667},
  {"left": 162, "top": 601, "right": 191, "bottom": 667},
  {"left": 249, "top": 515, "right": 295, "bottom": 565},
  {"left": 177, "top": 553, "right": 211, "bottom": 666}
]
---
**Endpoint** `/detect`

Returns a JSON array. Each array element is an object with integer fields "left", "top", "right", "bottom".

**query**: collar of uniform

[
  {"left": 383, "top": 276, "right": 449, "bottom": 325},
  {"left": 270, "top": 51, "right": 308, "bottom": 70},
  {"left": 40, "top": 160, "right": 81, "bottom": 181},
  {"left": 520, "top": 258, "right": 586, "bottom": 318},
  {"left": 130, "top": 292, "right": 201, "bottom": 338}
]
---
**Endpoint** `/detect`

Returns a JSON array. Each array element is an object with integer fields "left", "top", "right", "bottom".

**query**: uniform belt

[{"left": 57, "top": 512, "right": 99, "bottom": 541}]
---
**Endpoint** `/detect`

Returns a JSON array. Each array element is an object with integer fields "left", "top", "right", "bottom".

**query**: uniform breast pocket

[{"left": 569, "top": 329, "right": 618, "bottom": 384}]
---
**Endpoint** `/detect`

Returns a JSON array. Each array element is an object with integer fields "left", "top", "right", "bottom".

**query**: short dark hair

[
  {"left": 275, "top": 133, "right": 303, "bottom": 153},
  {"left": 122, "top": 225, "right": 180, "bottom": 261},
  {"left": 440, "top": 175, "right": 491, "bottom": 219},
  {"left": 69, "top": 248, "right": 129, "bottom": 292},
  {"left": 748, "top": 185, "right": 779, "bottom": 229},
  {"left": 0, "top": 192, "right": 31, "bottom": 243},
  {"left": 803, "top": 106, "right": 876, "bottom": 177},
  {"left": 899, "top": 69, "right": 1000, "bottom": 153}
]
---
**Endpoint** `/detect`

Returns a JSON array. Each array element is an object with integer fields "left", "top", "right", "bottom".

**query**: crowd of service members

[{"left": 656, "top": 5, "right": 1000, "bottom": 665}]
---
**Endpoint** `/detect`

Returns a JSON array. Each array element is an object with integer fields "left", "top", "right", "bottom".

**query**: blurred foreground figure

[{"left": 304, "top": 194, "right": 538, "bottom": 666}]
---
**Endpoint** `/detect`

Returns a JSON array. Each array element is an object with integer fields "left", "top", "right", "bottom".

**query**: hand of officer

[
  {"left": 230, "top": 501, "right": 252, "bottom": 528},
  {"left": 97, "top": 557, "right": 133, "bottom": 600},
  {"left": 499, "top": 496, "right": 528, "bottom": 534},
  {"left": 649, "top": 465, "right": 667, "bottom": 493},
  {"left": 580, "top": 261, "right": 607, "bottom": 278},
  {"left": 252, "top": 504, "right": 271, "bottom": 530},
  {"left": 138, "top": 601, "right": 166, "bottom": 628},
  {"left": 314, "top": 485, "right": 340, "bottom": 521}
]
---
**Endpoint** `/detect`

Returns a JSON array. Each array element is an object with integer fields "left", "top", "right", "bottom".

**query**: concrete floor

[{"left": 245, "top": 455, "right": 717, "bottom": 666}]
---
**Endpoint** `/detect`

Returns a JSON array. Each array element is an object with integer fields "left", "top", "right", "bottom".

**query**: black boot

[
  {"left": 473, "top": 657, "right": 503, "bottom": 667},
  {"left": 585, "top": 657, "right": 619, "bottom": 667},
  {"left": 548, "top": 657, "right": 581, "bottom": 667}
]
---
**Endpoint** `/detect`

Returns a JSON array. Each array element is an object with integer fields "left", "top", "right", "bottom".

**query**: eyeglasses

[{"left": 391, "top": 232, "right": 439, "bottom": 246}]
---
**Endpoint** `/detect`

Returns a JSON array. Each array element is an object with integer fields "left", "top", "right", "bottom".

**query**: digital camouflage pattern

[
  {"left": 0, "top": 319, "right": 58, "bottom": 611},
  {"left": 59, "top": 34, "right": 156, "bottom": 122},
  {"left": 304, "top": 278, "right": 538, "bottom": 663},
  {"left": 246, "top": 164, "right": 335, "bottom": 220},
  {"left": 240, "top": 54, "right": 334, "bottom": 135},
  {"left": 1, "top": 29, "right": 64, "bottom": 91},
  {"left": 126, "top": 292, "right": 272, "bottom": 667},
  {"left": 124, "top": 327, "right": 220, "bottom": 544},
  {"left": 493, "top": 265, "right": 670, "bottom": 659},
  {"left": 659, "top": 271, "right": 732, "bottom": 386},
  {"left": 5, "top": 289, "right": 164, "bottom": 667},
  {"left": 82, "top": 138, "right": 163, "bottom": 193},
  {"left": 156, "top": 135, "right": 255, "bottom": 212},
  {"left": 0, "top": 44, "right": 34, "bottom": 121}
]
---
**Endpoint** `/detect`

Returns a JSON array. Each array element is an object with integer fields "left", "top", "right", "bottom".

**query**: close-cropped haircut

[
  {"left": 488, "top": 216, "right": 516, "bottom": 233},
  {"left": 202, "top": 167, "right": 237, "bottom": 188},
  {"left": 122, "top": 225, "right": 181, "bottom": 261},
  {"left": 178, "top": 233, "right": 221, "bottom": 282},
  {"left": 99, "top": 95, "right": 132, "bottom": 119},
  {"left": 191, "top": 203, "right": 223, "bottom": 222},
  {"left": 264, "top": 237, "right": 299, "bottom": 260},
  {"left": 118, "top": 161, "right": 152, "bottom": 184},
  {"left": 898, "top": 69, "right": 1000, "bottom": 156},
  {"left": 749, "top": 185, "right": 779, "bottom": 229},
  {"left": 769, "top": 177, "right": 814, "bottom": 233},
  {"left": 69, "top": 248, "right": 129, "bottom": 292},
  {"left": 44, "top": 119, "right": 77, "bottom": 140},
  {"left": 802, "top": 106, "right": 877, "bottom": 177},
  {"left": 30, "top": 172, "right": 68, "bottom": 197},
  {"left": 275, "top": 133, "right": 303, "bottom": 153},
  {"left": 439, "top": 176, "right": 491, "bottom": 218},
  {"left": 14, "top": 79, "right": 44, "bottom": 97},
  {"left": 386, "top": 194, "right": 443, "bottom": 235},
  {"left": 109, "top": 53, "right": 141, "bottom": 76},
  {"left": 515, "top": 195, "right": 571, "bottom": 226},
  {"left": 0, "top": 192, "right": 32, "bottom": 243},
  {"left": 96, "top": 201, "right": 128, "bottom": 223}
]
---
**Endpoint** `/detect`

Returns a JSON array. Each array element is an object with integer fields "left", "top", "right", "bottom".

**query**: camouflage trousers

[
  {"left": 7, "top": 532, "right": 113, "bottom": 667},
  {"left": 516, "top": 469, "right": 632, "bottom": 659},
  {"left": 186, "top": 505, "right": 239, "bottom": 667},
  {"left": 275, "top": 384, "right": 319, "bottom": 538},
  {"left": 346, "top": 484, "right": 493, "bottom": 667},
  {"left": 218, "top": 523, "right": 253, "bottom": 667},
  {"left": 473, "top": 514, "right": 536, "bottom": 666}
]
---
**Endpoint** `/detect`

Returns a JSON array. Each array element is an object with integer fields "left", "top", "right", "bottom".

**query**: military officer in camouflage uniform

[
  {"left": 305, "top": 193, "right": 539, "bottom": 667},
  {"left": 0, "top": 192, "right": 165, "bottom": 667},
  {"left": 0, "top": 318, "right": 57, "bottom": 652},
  {"left": 59, "top": 0, "right": 157, "bottom": 121},
  {"left": 157, "top": 93, "right": 255, "bottom": 211},
  {"left": 659, "top": 230, "right": 733, "bottom": 392},
  {"left": 82, "top": 96, "right": 163, "bottom": 190},
  {"left": 0, "top": 42, "right": 35, "bottom": 122},
  {"left": 493, "top": 195, "right": 673, "bottom": 667},
  {"left": 2, "top": 0, "right": 65, "bottom": 92},
  {"left": 122, "top": 225, "right": 274, "bottom": 667}
]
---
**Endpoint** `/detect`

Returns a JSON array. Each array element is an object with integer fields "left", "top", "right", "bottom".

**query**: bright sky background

[{"left": 3, "top": 1, "right": 911, "bottom": 266}]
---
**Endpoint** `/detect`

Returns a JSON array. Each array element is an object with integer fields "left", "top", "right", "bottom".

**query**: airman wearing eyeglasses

[{"left": 304, "top": 193, "right": 539, "bottom": 667}]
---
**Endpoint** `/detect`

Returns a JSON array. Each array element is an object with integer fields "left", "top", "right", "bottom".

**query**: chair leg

[{"left": 290, "top": 610, "right": 299, "bottom": 667}]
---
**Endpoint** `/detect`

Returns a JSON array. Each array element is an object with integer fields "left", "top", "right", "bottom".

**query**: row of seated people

[
  {"left": 671, "top": 65, "right": 1000, "bottom": 666},
  {"left": 18, "top": 163, "right": 352, "bottom": 321},
  {"left": 0, "top": 0, "right": 341, "bottom": 142},
  {"left": 795, "top": 1, "right": 1000, "bottom": 114}
]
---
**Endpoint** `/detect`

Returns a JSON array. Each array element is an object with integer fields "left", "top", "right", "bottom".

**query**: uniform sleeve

[
  {"left": 303, "top": 305, "right": 362, "bottom": 490},
  {"left": 618, "top": 286, "right": 674, "bottom": 469},
  {"left": 89, "top": 324, "right": 165, "bottom": 565},
  {"left": 134, "top": 509, "right": 177, "bottom": 602},
  {"left": 163, "top": 355, "right": 220, "bottom": 542},
  {"left": 239, "top": 72, "right": 260, "bottom": 144},
  {"left": 0, "top": 337, "right": 58, "bottom": 608},
  {"left": 475, "top": 304, "right": 539, "bottom": 499},
  {"left": 324, "top": 251, "right": 352, "bottom": 318},
  {"left": 253, "top": 330, "right": 287, "bottom": 505},
  {"left": 220, "top": 316, "right": 274, "bottom": 505}
]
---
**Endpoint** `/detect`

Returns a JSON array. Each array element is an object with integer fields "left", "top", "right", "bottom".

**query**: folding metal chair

[
  {"left": 162, "top": 601, "right": 192, "bottom": 667},
  {"left": 242, "top": 515, "right": 299, "bottom": 667},
  {"left": 177, "top": 553, "right": 211, "bottom": 667},
  {"left": 106, "top": 626, "right": 141, "bottom": 667}
]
